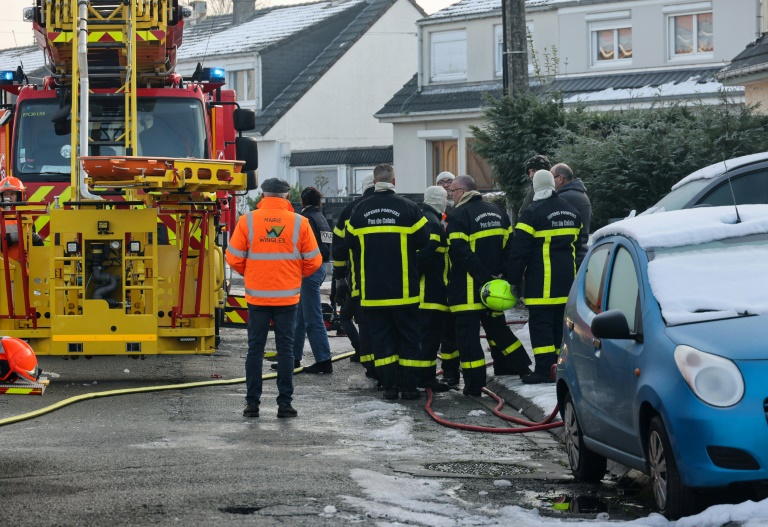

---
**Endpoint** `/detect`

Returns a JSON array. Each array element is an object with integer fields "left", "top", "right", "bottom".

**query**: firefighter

[
  {"left": 415, "top": 185, "right": 452, "bottom": 392},
  {"left": 331, "top": 173, "right": 375, "bottom": 378},
  {"left": 226, "top": 177, "right": 322, "bottom": 418},
  {"left": 346, "top": 164, "right": 429, "bottom": 400},
  {"left": 446, "top": 175, "right": 531, "bottom": 396},
  {"left": 507, "top": 170, "right": 581, "bottom": 384},
  {"left": 1, "top": 176, "right": 43, "bottom": 262}
]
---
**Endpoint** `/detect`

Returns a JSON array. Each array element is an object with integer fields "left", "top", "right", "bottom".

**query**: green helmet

[{"left": 480, "top": 279, "right": 517, "bottom": 312}]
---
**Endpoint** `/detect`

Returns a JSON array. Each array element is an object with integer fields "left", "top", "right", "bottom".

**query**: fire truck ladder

[{"left": 46, "top": 1, "right": 173, "bottom": 168}]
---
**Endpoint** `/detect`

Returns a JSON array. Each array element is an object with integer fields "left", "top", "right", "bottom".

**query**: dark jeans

[{"left": 246, "top": 303, "right": 298, "bottom": 407}]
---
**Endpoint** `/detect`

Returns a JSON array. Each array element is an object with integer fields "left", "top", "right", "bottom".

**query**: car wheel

[
  {"left": 647, "top": 416, "right": 697, "bottom": 519},
  {"left": 563, "top": 392, "right": 607, "bottom": 482}
]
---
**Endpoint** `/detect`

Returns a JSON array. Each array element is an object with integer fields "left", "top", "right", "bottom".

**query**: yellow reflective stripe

[
  {"left": 543, "top": 236, "right": 552, "bottom": 297},
  {"left": 349, "top": 218, "right": 427, "bottom": 236},
  {"left": 524, "top": 297, "right": 568, "bottom": 305},
  {"left": 533, "top": 227, "right": 581, "bottom": 238},
  {"left": 362, "top": 297, "right": 420, "bottom": 307},
  {"left": 501, "top": 340, "right": 523, "bottom": 356},
  {"left": 436, "top": 246, "right": 447, "bottom": 253},
  {"left": 333, "top": 260, "right": 347, "bottom": 268},
  {"left": 515, "top": 222, "right": 535, "bottom": 235},
  {"left": 487, "top": 339, "right": 496, "bottom": 346},
  {"left": 375, "top": 355, "right": 399, "bottom": 367},
  {"left": 441, "top": 350, "right": 459, "bottom": 360},
  {"left": 429, "top": 233, "right": 441, "bottom": 242},
  {"left": 399, "top": 359, "right": 437, "bottom": 368},
  {"left": 400, "top": 228, "right": 409, "bottom": 298},
  {"left": 419, "top": 302, "right": 450, "bottom": 311},
  {"left": 533, "top": 345, "right": 557, "bottom": 355},
  {"left": 461, "top": 359, "right": 486, "bottom": 370},
  {"left": 360, "top": 353, "right": 375, "bottom": 363},
  {"left": 449, "top": 303, "right": 485, "bottom": 312},
  {"left": 448, "top": 232, "right": 469, "bottom": 242},
  {"left": 470, "top": 228, "right": 508, "bottom": 241},
  {"left": 333, "top": 225, "right": 345, "bottom": 237}
]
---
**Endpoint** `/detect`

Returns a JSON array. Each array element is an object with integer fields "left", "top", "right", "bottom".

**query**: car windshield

[
  {"left": 642, "top": 178, "right": 712, "bottom": 214},
  {"left": 13, "top": 97, "right": 207, "bottom": 179},
  {"left": 648, "top": 233, "right": 768, "bottom": 325}
]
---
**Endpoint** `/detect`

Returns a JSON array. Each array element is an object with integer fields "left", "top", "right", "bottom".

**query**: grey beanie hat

[
  {"left": 423, "top": 185, "right": 447, "bottom": 214},
  {"left": 532, "top": 169, "right": 555, "bottom": 201},
  {"left": 361, "top": 173, "right": 374, "bottom": 192},
  {"left": 435, "top": 171, "right": 455, "bottom": 184},
  {"left": 261, "top": 178, "right": 291, "bottom": 194}
]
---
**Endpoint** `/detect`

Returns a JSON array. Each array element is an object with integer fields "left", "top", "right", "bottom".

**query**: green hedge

[{"left": 470, "top": 91, "right": 768, "bottom": 229}]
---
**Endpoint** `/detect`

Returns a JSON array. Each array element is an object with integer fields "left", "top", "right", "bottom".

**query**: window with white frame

[
  {"left": 431, "top": 30, "right": 466, "bottom": 82},
  {"left": 227, "top": 69, "right": 256, "bottom": 102},
  {"left": 591, "top": 22, "right": 632, "bottom": 65},
  {"left": 495, "top": 23, "right": 534, "bottom": 77},
  {"left": 668, "top": 11, "right": 713, "bottom": 57}
]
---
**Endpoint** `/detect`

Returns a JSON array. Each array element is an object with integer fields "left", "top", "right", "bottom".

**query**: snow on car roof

[
  {"left": 670, "top": 152, "right": 768, "bottom": 191},
  {"left": 593, "top": 205, "right": 768, "bottom": 325},
  {"left": 593, "top": 204, "right": 768, "bottom": 250}
]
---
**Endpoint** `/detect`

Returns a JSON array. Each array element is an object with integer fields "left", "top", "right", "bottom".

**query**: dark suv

[{"left": 642, "top": 152, "right": 768, "bottom": 214}]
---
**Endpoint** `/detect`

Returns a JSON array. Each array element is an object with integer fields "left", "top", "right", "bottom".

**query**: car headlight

[{"left": 673, "top": 345, "right": 744, "bottom": 407}]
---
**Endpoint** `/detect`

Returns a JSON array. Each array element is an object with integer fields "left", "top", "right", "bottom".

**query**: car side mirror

[
  {"left": 233, "top": 109, "right": 256, "bottom": 132},
  {"left": 236, "top": 136, "right": 258, "bottom": 172},
  {"left": 591, "top": 309, "right": 637, "bottom": 340}
]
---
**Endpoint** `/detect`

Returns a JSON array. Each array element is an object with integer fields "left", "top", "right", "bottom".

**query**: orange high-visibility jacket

[{"left": 226, "top": 196, "right": 322, "bottom": 306}]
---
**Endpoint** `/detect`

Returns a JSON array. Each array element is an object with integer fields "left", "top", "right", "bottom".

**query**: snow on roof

[
  {"left": 671, "top": 152, "right": 768, "bottom": 190},
  {"left": 594, "top": 205, "right": 768, "bottom": 250},
  {"left": 563, "top": 78, "right": 740, "bottom": 106},
  {"left": 0, "top": 45, "right": 46, "bottom": 76},
  {"left": 178, "top": 0, "right": 364, "bottom": 61},
  {"left": 423, "top": 0, "right": 580, "bottom": 21}
]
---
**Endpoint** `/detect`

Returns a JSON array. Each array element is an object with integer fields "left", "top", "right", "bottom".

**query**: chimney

[
  {"left": 189, "top": 0, "right": 207, "bottom": 24},
  {"left": 233, "top": 0, "right": 256, "bottom": 25}
]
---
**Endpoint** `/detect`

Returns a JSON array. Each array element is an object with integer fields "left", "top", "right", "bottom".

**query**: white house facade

[{"left": 377, "top": 0, "right": 757, "bottom": 194}]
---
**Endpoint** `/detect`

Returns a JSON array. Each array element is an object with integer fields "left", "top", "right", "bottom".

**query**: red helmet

[
  {"left": 0, "top": 176, "right": 25, "bottom": 201},
  {"left": 0, "top": 337, "right": 39, "bottom": 383}
]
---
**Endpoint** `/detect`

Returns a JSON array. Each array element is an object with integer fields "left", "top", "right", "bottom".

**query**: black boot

[
  {"left": 418, "top": 379, "right": 452, "bottom": 393},
  {"left": 303, "top": 359, "right": 333, "bottom": 374},
  {"left": 271, "top": 360, "right": 301, "bottom": 371},
  {"left": 521, "top": 353, "right": 556, "bottom": 384}
]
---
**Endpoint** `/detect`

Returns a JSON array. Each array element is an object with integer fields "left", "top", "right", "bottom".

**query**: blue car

[{"left": 555, "top": 205, "right": 768, "bottom": 519}]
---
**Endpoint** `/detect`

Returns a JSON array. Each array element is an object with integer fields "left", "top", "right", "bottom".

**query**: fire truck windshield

[{"left": 13, "top": 97, "right": 208, "bottom": 180}]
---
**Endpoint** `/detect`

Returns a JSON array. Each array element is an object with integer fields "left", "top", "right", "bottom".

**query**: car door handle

[
  {"left": 566, "top": 317, "right": 574, "bottom": 331},
  {"left": 592, "top": 338, "right": 601, "bottom": 350}
]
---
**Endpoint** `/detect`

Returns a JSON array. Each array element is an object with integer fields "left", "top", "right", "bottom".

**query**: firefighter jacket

[
  {"left": 226, "top": 196, "right": 322, "bottom": 306},
  {"left": 446, "top": 192, "right": 512, "bottom": 313},
  {"left": 507, "top": 194, "right": 581, "bottom": 306},
  {"left": 331, "top": 187, "right": 374, "bottom": 296},
  {"left": 416, "top": 203, "right": 449, "bottom": 311},
  {"left": 346, "top": 189, "right": 429, "bottom": 308},
  {"left": 301, "top": 205, "right": 332, "bottom": 262},
  {"left": 2, "top": 216, "right": 43, "bottom": 262}
]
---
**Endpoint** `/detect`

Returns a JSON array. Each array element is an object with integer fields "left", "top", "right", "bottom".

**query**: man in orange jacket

[{"left": 226, "top": 178, "right": 322, "bottom": 418}]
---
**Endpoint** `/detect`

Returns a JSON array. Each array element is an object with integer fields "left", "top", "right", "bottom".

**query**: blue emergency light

[
  {"left": 0, "top": 70, "right": 16, "bottom": 85},
  {"left": 206, "top": 67, "right": 226, "bottom": 83}
]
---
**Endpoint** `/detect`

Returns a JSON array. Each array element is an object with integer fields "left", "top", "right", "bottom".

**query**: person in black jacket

[
  {"left": 552, "top": 163, "right": 591, "bottom": 268},
  {"left": 415, "top": 186, "right": 454, "bottom": 393},
  {"left": 446, "top": 176, "right": 532, "bottom": 397},
  {"left": 347, "top": 164, "right": 430, "bottom": 400},
  {"left": 290, "top": 187, "right": 334, "bottom": 374},
  {"left": 331, "top": 174, "right": 375, "bottom": 378},
  {"left": 507, "top": 170, "right": 582, "bottom": 384}
]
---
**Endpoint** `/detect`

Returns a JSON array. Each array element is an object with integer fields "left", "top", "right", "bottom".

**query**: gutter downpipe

[
  {"left": 78, "top": 0, "right": 100, "bottom": 199},
  {"left": 417, "top": 24, "right": 423, "bottom": 93}
]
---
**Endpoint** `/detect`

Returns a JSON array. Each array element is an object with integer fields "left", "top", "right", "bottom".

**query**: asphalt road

[{"left": 0, "top": 321, "right": 655, "bottom": 526}]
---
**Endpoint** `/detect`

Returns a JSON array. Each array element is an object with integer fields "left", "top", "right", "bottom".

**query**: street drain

[
  {"left": 424, "top": 461, "right": 534, "bottom": 477},
  {"left": 219, "top": 506, "right": 263, "bottom": 515}
]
